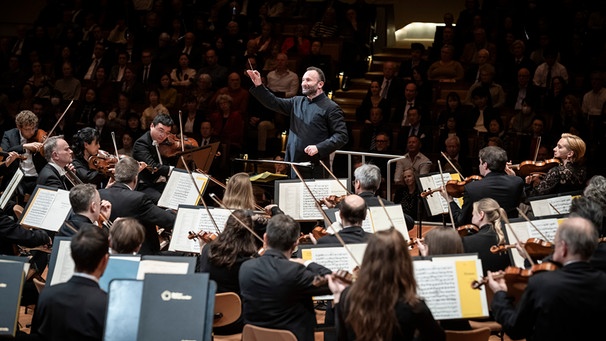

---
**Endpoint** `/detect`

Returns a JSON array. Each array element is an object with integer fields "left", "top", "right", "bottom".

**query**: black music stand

[{"left": 175, "top": 142, "right": 220, "bottom": 172}]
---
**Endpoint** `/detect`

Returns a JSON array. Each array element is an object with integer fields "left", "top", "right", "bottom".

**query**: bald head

[{"left": 339, "top": 194, "right": 368, "bottom": 226}]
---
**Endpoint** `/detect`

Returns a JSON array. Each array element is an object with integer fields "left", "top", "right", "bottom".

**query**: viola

[
  {"left": 187, "top": 230, "right": 218, "bottom": 243},
  {"left": 312, "top": 269, "right": 355, "bottom": 287},
  {"left": 420, "top": 175, "right": 482, "bottom": 198},
  {"left": 471, "top": 262, "right": 559, "bottom": 290},
  {"left": 509, "top": 159, "right": 561, "bottom": 178},
  {"left": 158, "top": 133, "right": 199, "bottom": 158},
  {"left": 456, "top": 224, "right": 479, "bottom": 236},
  {"left": 88, "top": 150, "right": 122, "bottom": 176},
  {"left": 523, "top": 238, "right": 554, "bottom": 260}
]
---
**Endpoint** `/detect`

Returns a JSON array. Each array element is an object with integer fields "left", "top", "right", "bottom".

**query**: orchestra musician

[
  {"left": 247, "top": 66, "right": 348, "bottom": 179},
  {"left": 1, "top": 110, "right": 46, "bottom": 196},
  {"left": 568, "top": 193, "right": 606, "bottom": 273},
  {"left": 37, "top": 136, "right": 75, "bottom": 190},
  {"left": 526, "top": 133, "right": 586, "bottom": 197},
  {"left": 239, "top": 214, "right": 332, "bottom": 341},
  {"left": 132, "top": 113, "right": 176, "bottom": 203},
  {"left": 316, "top": 194, "right": 371, "bottom": 245},
  {"left": 108, "top": 217, "right": 145, "bottom": 255},
  {"left": 70, "top": 127, "right": 106, "bottom": 187},
  {"left": 328, "top": 228, "right": 445, "bottom": 341},
  {"left": 98, "top": 156, "right": 175, "bottom": 255},
  {"left": 444, "top": 146, "right": 524, "bottom": 226},
  {"left": 196, "top": 209, "right": 258, "bottom": 335},
  {"left": 487, "top": 217, "right": 606, "bottom": 340},
  {"left": 57, "top": 184, "right": 112, "bottom": 237}
]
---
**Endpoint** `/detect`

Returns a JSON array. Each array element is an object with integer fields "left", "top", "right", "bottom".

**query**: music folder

[
  {"left": 104, "top": 279, "right": 144, "bottom": 341},
  {"left": 157, "top": 168, "right": 209, "bottom": 211},
  {"left": 0, "top": 260, "right": 26, "bottom": 337},
  {"left": 136, "top": 273, "right": 216, "bottom": 341}
]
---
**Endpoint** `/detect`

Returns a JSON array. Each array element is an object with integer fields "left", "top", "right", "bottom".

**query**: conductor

[{"left": 247, "top": 66, "right": 348, "bottom": 179}]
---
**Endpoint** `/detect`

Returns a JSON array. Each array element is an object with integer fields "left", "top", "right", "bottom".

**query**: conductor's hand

[
  {"left": 246, "top": 70, "right": 263, "bottom": 87},
  {"left": 304, "top": 145, "right": 318, "bottom": 157}
]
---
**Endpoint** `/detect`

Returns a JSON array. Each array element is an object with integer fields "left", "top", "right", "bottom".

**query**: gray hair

[
  {"left": 43, "top": 136, "right": 64, "bottom": 162},
  {"left": 114, "top": 156, "right": 139, "bottom": 183},
  {"left": 584, "top": 175, "right": 606, "bottom": 210}
]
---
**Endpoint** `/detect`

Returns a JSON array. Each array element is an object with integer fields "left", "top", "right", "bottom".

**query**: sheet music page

[
  {"left": 158, "top": 170, "right": 208, "bottom": 210},
  {"left": 42, "top": 189, "right": 72, "bottom": 231},
  {"left": 49, "top": 239, "right": 74, "bottom": 286},
  {"left": 299, "top": 180, "right": 348, "bottom": 220},
  {"left": 419, "top": 173, "right": 459, "bottom": 216},
  {"left": 136, "top": 260, "right": 190, "bottom": 280},
  {"left": 0, "top": 168, "right": 23, "bottom": 210},
  {"left": 169, "top": 206, "right": 204, "bottom": 253},
  {"left": 278, "top": 182, "right": 301, "bottom": 219},
  {"left": 20, "top": 188, "right": 56, "bottom": 228},
  {"left": 300, "top": 243, "right": 366, "bottom": 272},
  {"left": 368, "top": 205, "right": 411, "bottom": 241},
  {"left": 505, "top": 221, "right": 532, "bottom": 268},
  {"left": 198, "top": 208, "right": 231, "bottom": 233},
  {"left": 527, "top": 218, "right": 559, "bottom": 243}
]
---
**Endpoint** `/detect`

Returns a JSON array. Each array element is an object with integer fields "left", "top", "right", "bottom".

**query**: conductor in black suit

[
  {"left": 99, "top": 156, "right": 175, "bottom": 255},
  {"left": 31, "top": 227, "right": 110, "bottom": 341},
  {"left": 317, "top": 194, "right": 371, "bottom": 245},
  {"left": 239, "top": 214, "right": 332, "bottom": 341},
  {"left": 442, "top": 146, "right": 524, "bottom": 226},
  {"left": 132, "top": 114, "right": 175, "bottom": 203}
]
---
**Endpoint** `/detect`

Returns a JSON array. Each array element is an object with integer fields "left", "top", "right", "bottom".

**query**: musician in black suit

[
  {"left": 239, "top": 214, "right": 332, "bottom": 341},
  {"left": 443, "top": 146, "right": 524, "bottom": 226},
  {"left": 137, "top": 49, "right": 162, "bottom": 90},
  {"left": 487, "top": 217, "right": 606, "bottom": 340},
  {"left": 317, "top": 194, "right": 371, "bottom": 245},
  {"left": 132, "top": 114, "right": 175, "bottom": 203},
  {"left": 99, "top": 156, "right": 175, "bottom": 255},
  {"left": 37, "top": 136, "right": 74, "bottom": 190},
  {"left": 30, "top": 227, "right": 110, "bottom": 341},
  {"left": 58, "top": 184, "right": 112, "bottom": 237},
  {"left": 1, "top": 110, "right": 46, "bottom": 195}
]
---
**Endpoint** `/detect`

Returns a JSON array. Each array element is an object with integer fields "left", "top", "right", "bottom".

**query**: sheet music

[
  {"left": 49, "top": 239, "right": 74, "bottom": 286},
  {"left": 20, "top": 187, "right": 71, "bottom": 232},
  {"left": 158, "top": 170, "right": 208, "bottom": 210},
  {"left": 277, "top": 179, "right": 348, "bottom": 220},
  {"left": 0, "top": 168, "right": 23, "bottom": 210},
  {"left": 169, "top": 206, "right": 232, "bottom": 253},
  {"left": 530, "top": 195, "right": 573, "bottom": 217},
  {"left": 368, "top": 205, "right": 411, "bottom": 241},
  {"left": 300, "top": 243, "right": 366, "bottom": 272},
  {"left": 418, "top": 173, "right": 461, "bottom": 216},
  {"left": 281, "top": 183, "right": 301, "bottom": 218},
  {"left": 527, "top": 218, "right": 559, "bottom": 243},
  {"left": 136, "top": 260, "right": 190, "bottom": 280}
]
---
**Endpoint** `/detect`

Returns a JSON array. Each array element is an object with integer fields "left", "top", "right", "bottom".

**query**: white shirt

[
  {"left": 582, "top": 88, "right": 606, "bottom": 116},
  {"left": 19, "top": 132, "right": 37, "bottom": 177}
]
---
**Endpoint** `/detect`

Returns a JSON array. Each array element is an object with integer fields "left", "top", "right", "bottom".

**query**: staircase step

[{"left": 333, "top": 89, "right": 367, "bottom": 99}]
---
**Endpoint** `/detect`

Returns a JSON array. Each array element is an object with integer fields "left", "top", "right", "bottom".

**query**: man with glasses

[{"left": 133, "top": 114, "right": 175, "bottom": 203}]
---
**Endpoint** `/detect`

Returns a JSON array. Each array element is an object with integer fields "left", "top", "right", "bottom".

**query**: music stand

[{"left": 175, "top": 142, "right": 219, "bottom": 172}]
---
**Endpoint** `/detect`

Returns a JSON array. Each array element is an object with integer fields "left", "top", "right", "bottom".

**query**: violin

[
  {"left": 420, "top": 175, "right": 482, "bottom": 198},
  {"left": 406, "top": 238, "right": 424, "bottom": 247},
  {"left": 312, "top": 269, "right": 356, "bottom": 287},
  {"left": 187, "top": 230, "right": 218, "bottom": 243},
  {"left": 456, "top": 224, "right": 479, "bottom": 236},
  {"left": 28, "top": 128, "right": 48, "bottom": 144},
  {"left": 471, "top": 262, "right": 559, "bottom": 290},
  {"left": 509, "top": 159, "right": 561, "bottom": 178},
  {"left": 88, "top": 150, "right": 122, "bottom": 176},
  {"left": 0, "top": 148, "right": 27, "bottom": 166},
  {"left": 298, "top": 226, "right": 329, "bottom": 244},
  {"left": 158, "top": 133, "right": 199, "bottom": 158},
  {"left": 489, "top": 238, "right": 554, "bottom": 260},
  {"left": 323, "top": 194, "right": 347, "bottom": 208},
  {"left": 490, "top": 243, "right": 517, "bottom": 254}
]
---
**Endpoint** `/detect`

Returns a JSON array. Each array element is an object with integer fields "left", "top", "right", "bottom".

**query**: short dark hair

[
  {"left": 71, "top": 226, "right": 109, "bottom": 273},
  {"left": 266, "top": 214, "right": 300, "bottom": 252},
  {"left": 69, "top": 184, "right": 97, "bottom": 214},
  {"left": 114, "top": 156, "right": 139, "bottom": 183},
  {"left": 109, "top": 217, "right": 145, "bottom": 254},
  {"left": 306, "top": 66, "right": 326, "bottom": 83},
  {"left": 478, "top": 146, "right": 507, "bottom": 172},
  {"left": 152, "top": 113, "right": 174, "bottom": 127}
]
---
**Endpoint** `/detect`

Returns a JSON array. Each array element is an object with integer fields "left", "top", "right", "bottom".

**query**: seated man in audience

[
  {"left": 394, "top": 135, "right": 432, "bottom": 185},
  {"left": 99, "top": 156, "right": 175, "bottom": 255},
  {"left": 58, "top": 184, "right": 112, "bottom": 237},
  {"left": 30, "top": 227, "right": 110, "bottom": 341},
  {"left": 239, "top": 214, "right": 331, "bottom": 341}
]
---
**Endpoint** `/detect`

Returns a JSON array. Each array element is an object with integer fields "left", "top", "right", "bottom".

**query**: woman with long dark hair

[{"left": 71, "top": 127, "right": 106, "bottom": 187}]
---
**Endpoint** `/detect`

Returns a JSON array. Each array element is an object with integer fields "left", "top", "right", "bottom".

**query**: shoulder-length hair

[
  {"left": 208, "top": 209, "right": 257, "bottom": 268},
  {"left": 223, "top": 172, "right": 256, "bottom": 210}
]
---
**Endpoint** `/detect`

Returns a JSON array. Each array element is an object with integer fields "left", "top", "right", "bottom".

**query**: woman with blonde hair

[
  {"left": 328, "top": 228, "right": 445, "bottom": 341},
  {"left": 223, "top": 172, "right": 256, "bottom": 210},
  {"left": 464, "top": 197, "right": 511, "bottom": 275},
  {"left": 527, "top": 133, "right": 586, "bottom": 196}
]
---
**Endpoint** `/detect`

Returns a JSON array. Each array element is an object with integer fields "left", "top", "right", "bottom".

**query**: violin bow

[
  {"left": 516, "top": 207, "right": 552, "bottom": 243},
  {"left": 209, "top": 193, "right": 264, "bottom": 244},
  {"left": 180, "top": 155, "right": 221, "bottom": 234},
  {"left": 440, "top": 151, "right": 464, "bottom": 179},
  {"left": 501, "top": 213, "right": 536, "bottom": 267},
  {"left": 291, "top": 164, "right": 361, "bottom": 267},
  {"left": 45, "top": 99, "right": 74, "bottom": 140},
  {"left": 437, "top": 160, "right": 457, "bottom": 229},
  {"left": 548, "top": 203, "right": 561, "bottom": 215},
  {"left": 178, "top": 110, "right": 185, "bottom": 153},
  {"left": 111, "top": 132, "right": 119, "bottom": 158},
  {"left": 319, "top": 160, "right": 351, "bottom": 195},
  {"left": 533, "top": 136, "right": 542, "bottom": 162}
]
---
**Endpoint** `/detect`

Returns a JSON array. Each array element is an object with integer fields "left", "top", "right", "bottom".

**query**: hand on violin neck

[
  {"left": 439, "top": 186, "right": 452, "bottom": 202},
  {"left": 486, "top": 270, "right": 507, "bottom": 293},
  {"left": 327, "top": 274, "right": 349, "bottom": 303},
  {"left": 24, "top": 142, "right": 43, "bottom": 153}
]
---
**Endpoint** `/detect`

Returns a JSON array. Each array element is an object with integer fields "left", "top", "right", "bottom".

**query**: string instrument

[
  {"left": 457, "top": 224, "right": 479, "bottom": 236},
  {"left": 509, "top": 159, "right": 561, "bottom": 178},
  {"left": 489, "top": 239, "right": 554, "bottom": 260},
  {"left": 63, "top": 165, "right": 112, "bottom": 227},
  {"left": 323, "top": 194, "right": 347, "bottom": 207},
  {"left": 298, "top": 226, "right": 329, "bottom": 244},
  {"left": 420, "top": 175, "right": 483, "bottom": 198},
  {"left": 187, "top": 230, "right": 218, "bottom": 243},
  {"left": 471, "top": 262, "right": 559, "bottom": 290},
  {"left": 87, "top": 150, "right": 123, "bottom": 176},
  {"left": 490, "top": 243, "right": 517, "bottom": 254},
  {"left": 0, "top": 149, "right": 27, "bottom": 166},
  {"left": 158, "top": 133, "right": 199, "bottom": 158},
  {"left": 28, "top": 129, "right": 48, "bottom": 144},
  {"left": 312, "top": 269, "right": 356, "bottom": 287},
  {"left": 36, "top": 100, "right": 74, "bottom": 156},
  {"left": 407, "top": 238, "right": 424, "bottom": 247}
]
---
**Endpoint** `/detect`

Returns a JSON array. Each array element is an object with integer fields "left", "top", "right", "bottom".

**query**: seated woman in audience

[
  {"left": 71, "top": 127, "right": 107, "bottom": 188},
  {"left": 158, "top": 73, "right": 178, "bottom": 111},
  {"left": 141, "top": 89, "right": 169, "bottom": 130},
  {"left": 356, "top": 80, "right": 390, "bottom": 124},
  {"left": 208, "top": 94, "right": 244, "bottom": 158},
  {"left": 393, "top": 167, "right": 420, "bottom": 220},
  {"left": 328, "top": 227, "right": 445, "bottom": 341},
  {"left": 527, "top": 133, "right": 586, "bottom": 196},
  {"left": 427, "top": 45, "right": 464, "bottom": 81},
  {"left": 196, "top": 209, "right": 258, "bottom": 335},
  {"left": 170, "top": 53, "right": 196, "bottom": 89}
]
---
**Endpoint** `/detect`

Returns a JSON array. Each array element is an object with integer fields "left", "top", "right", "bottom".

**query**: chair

[
  {"left": 242, "top": 324, "right": 297, "bottom": 341},
  {"left": 213, "top": 292, "right": 241, "bottom": 327},
  {"left": 445, "top": 326, "right": 491, "bottom": 341}
]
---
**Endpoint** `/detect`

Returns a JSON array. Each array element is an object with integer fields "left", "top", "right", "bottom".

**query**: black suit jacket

[
  {"left": 491, "top": 262, "right": 606, "bottom": 341},
  {"left": 132, "top": 131, "right": 172, "bottom": 188},
  {"left": 57, "top": 212, "right": 99, "bottom": 237},
  {"left": 317, "top": 226, "right": 371, "bottom": 245},
  {"left": 1, "top": 127, "right": 47, "bottom": 175},
  {"left": 137, "top": 62, "right": 162, "bottom": 88},
  {"left": 462, "top": 224, "right": 511, "bottom": 275},
  {"left": 99, "top": 182, "right": 175, "bottom": 254},
  {"left": 37, "top": 163, "right": 71, "bottom": 190},
  {"left": 31, "top": 275, "right": 108, "bottom": 341},
  {"left": 450, "top": 171, "right": 524, "bottom": 226},
  {"left": 239, "top": 249, "right": 331, "bottom": 341},
  {"left": 0, "top": 209, "right": 49, "bottom": 255}
]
